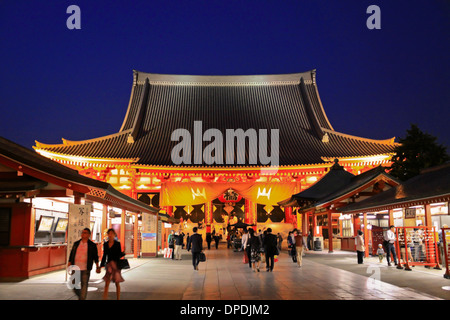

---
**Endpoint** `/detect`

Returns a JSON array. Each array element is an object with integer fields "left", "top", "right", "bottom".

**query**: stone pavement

[{"left": 0, "top": 247, "right": 449, "bottom": 300}]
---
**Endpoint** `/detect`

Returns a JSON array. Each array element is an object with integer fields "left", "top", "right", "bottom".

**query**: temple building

[{"left": 34, "top": 70, "right": 397, "bottom": 245}]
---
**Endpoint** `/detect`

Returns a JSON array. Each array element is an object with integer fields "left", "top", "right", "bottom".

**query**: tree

[{"left": 389, "top": 124, "right": 449, "bottom": 181}]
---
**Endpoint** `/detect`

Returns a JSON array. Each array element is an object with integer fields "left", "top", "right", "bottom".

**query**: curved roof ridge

[
  {"left": 133, "top": 69, "right": 316, "bottom": 85},
  {"left": 33, "top": 147, "right": 139, "bottom": 163},
  {"left": 35, "top": 130, "right": 131, "bottom": 149},
  {"left": 323, "top": 128, "right": 397, "bottom": 145}
]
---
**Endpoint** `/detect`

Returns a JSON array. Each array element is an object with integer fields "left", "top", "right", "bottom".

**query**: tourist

[
  {"left": 400, "top": 231, "right": 414, "bottom": 264},
  {"left": 206, "top": 232, "right": 212, "bottom": 250},
  {"left": 355, "top": 230, "right": 365, "bottom": 264},
  {"left": 241, "top": 228, "right": 252, "bottom": 268},
  {"left": 226, "top": 233, "right": 231, "bottom": 249},
  {"left": 307, "top": 231, "right": 313, "bottom": 250},
  {"left": 180, "top": 231, "right": 186, "bottom": 249},
  {"left": 288, "top": 230, "right": 297, "bottom": 263},
  {"left": 277, "top": 233, "right": 283, "bottom": 253},
  {"left": 100, "top": 228, "right": 125, "bottom": 300},
  {"left": 377, "top": 244, "right": 385, "bottom": 263},
  {"left": 294, "top": 230, "right": 306, "bottom": 267},
  {"left": 248, "top": 228, "right": 261, "bottom": 272},
  {"left": 214, "top": 233, "right": 220, "bottom": 249},
  {"left": 263, "top": 228, "right": 278, "bottom": 272},
  {"left": 438, "top": 224, "right": 448, "bottom": 268},
  {"left": 186, "top": 233, "right": 190, "bottom": 250},
  {"left": 174, "top": 232, "right": 183, "bottom": 260},
  {"left": 384, "top": 225, "right": 398, "bottom": 266},
  {"left": 168, "top": 230, "right": 175, "bottom": 259},
  {"left": 187, "top": 227, "right": 203, "bottom": 271},
  {"left": 67, "top": 228, "right": 100, "bottom": 300},
  {"left": 412, "top": 227, "right": 425, "bottom": 262}
]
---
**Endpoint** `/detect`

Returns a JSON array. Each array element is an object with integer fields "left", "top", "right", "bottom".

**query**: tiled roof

[
  {"left": 0, "top": 136, "right": 158, "bottom": 213},
  {"left": 35, "top": 70, "right": 396, "bottom": 167},
  {"left": 341, "top": 162, "right": 450, "bottom": 213}
]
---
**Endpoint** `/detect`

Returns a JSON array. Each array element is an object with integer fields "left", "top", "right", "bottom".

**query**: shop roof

[
  {"left": 341, "top": 162, "right": 450, "bottom": 213},
  {"left": 0, "top": 136, "right": 158, "bottom": 213}
]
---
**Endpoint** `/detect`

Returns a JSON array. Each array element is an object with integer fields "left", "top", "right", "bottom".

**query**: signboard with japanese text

[
  {"left": 141, "top": 212, "right": 157, "bottom": 256},
  {"left": 67, "top": 204, "right": 91, "bottom": 262}
]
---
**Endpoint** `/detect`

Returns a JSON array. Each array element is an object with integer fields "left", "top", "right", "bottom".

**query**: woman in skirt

[
  {"left": 248, "top": 228, "right": 261, "bottom": 272},
  {"left": 100, "top": 228, "right": 125, "bottom": 300}
]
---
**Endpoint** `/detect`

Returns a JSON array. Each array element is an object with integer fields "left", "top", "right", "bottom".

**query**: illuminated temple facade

[{"left": 34, "top": 70, "right": 396, "bottom": 234}]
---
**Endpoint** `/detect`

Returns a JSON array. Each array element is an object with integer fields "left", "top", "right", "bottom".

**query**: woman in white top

[{"left": 355, "top": 230, "right": 365, "bottom": 264}]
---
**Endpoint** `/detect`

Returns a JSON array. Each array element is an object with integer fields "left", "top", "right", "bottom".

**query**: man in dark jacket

[
  {"left": 263, "top": 228, "right": 278, "bottom": 272},
  {"left": 187, "top": 227, "right": 203, "bottom": 270},
  {"left": 206, "top": 232, "right": 212, "bottom": 250},
  {"left": 68, "top": 228, "right": 99, "bottom": 300}
]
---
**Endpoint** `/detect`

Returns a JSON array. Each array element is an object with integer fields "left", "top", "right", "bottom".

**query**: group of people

[
  {"left": 241, "top": 227, "right": 280, "bottom": 272},
  {"left": 355, "top": 224, "right": 448, "bottom": 267},
  {"left": 287, "top": 229, "right": 308, "bottom": 268},
  {"left": 168, "top": 230, "right": 188, "bottom": 260},
  {"left": 206, "top": 230, "right": 222, "bottom": 250},
  {"left": 68, "top": 228, "right": 125, "bottom": 300},
  {"left": 355, "top": 225, "right": 399, "bottom": 266}
]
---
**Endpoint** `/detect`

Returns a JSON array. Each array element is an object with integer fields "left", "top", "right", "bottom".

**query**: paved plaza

[{"left": 0, "top": 247, "right": 449, "bottom": 300}]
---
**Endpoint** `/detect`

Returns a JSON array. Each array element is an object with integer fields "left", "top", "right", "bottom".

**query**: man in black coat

[
  {"left": 187, "top": 227, "right": 203, "bottom": 270},
  {"left": 263, "top": 228, "right": 278, "bottom": 272},
  {"left": 206, "top": 232, "right": 212, "bottom": 250}
]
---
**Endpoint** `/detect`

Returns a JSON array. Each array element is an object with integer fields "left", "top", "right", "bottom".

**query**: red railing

[{"left": 395, "top": 226, "right": 441, "bottom": 271}]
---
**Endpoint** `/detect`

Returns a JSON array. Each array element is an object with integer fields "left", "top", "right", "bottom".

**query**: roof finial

[{"left": 331, "top": 158, "right": 344, "bottom": 170}]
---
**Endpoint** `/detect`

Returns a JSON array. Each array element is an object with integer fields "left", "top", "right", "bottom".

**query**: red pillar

[
  {"left": 205, "top": 202, "right": 213, "bottom": 233},
  {"left": 363, "top": 213, "right": 369, "bottom": 257},
  {"left": 284, "top": 206, "right": 293, "bottom": 224},
  {"left": 312, "top": 213, "right": 318, "bottom": 236},
  {"left": 328, "top": 211, "right": 333, "bottom": 253},
  {"left": 120, "top": 209, "right": 126, "bottom": 252},
  {"left": 245, "top": 199, "right": 251, "bottom": 224},
  {"left": 134, "top": 213, "right": 139, "bottom": 258}
]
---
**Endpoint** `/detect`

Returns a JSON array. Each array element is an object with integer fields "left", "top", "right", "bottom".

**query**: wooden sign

[{"left": 405, "top": 208, "right": 416, "bottom": 219}]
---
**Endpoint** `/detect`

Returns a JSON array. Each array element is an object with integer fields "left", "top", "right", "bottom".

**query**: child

[{"left": 377, "top": 244, "right": 385, "bottom": 263}]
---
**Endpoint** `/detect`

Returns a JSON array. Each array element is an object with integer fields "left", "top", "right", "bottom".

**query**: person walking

[
  {"left": 226, "top": 233, "right": 231, "bottom": 249},
  {"left": 67, "top": 228, "right": 100, "bottom": 300},
  {"left": 355, "top": 230, "right": 365, "bottom": 264},
  {"left": 241, "top": 228, "right": 252, "bottom": 268},
  {"left": 168, "top": 230, "right": 175, "bottom": 259},
  {"left": 206, "top": 232, "right": 212, "bottom": 250},
  {"left": 288, "top": 230, "right": 297, "bottom": 263},
  {"left": 307, "top": 231, "right": 313, "bottom": 250},
  {"left": 294, "top": 230, "right": 306, "bottom": 268},
  {"left": 174, "top": 232, "right": 183, "bottom": 260},
  {"left": 248, "top": 228, "right": 261, "bottom": 272},
  {"left": 277, "top": 233, "right": 283, "bottom": 253},
  {"left": 438, "top": 224, "right": 448, "bottom": 268},
  {"left": 384, "top": 225, "right": 398, "bottom": 266},
  {"left": 100, "top": 228, "right": 125, "bottom": 300},
  {"left": 187, "top": 227, "right": 203, "bottom": 271},
  {"left": 263, "top": 228, "right": 278, "bottom": 272},
  {"left": 214, "top": 234, "right": 220, "bottom": 249}
]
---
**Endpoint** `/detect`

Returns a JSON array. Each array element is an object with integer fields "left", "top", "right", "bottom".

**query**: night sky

[{"left": 1, "top": 1, "right": 449, "bottom": 152}]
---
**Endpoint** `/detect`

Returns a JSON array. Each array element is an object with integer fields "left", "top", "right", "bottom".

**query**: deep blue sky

[{"left": 1, "top": 1, "right": 449, "bottom": 152}]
